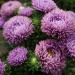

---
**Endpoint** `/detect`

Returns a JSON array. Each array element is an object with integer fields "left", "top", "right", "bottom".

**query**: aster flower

[
  {"left": 0, "top": 1, "right": 22, "bottom": 16},
  {"left": 0, "top": 16, "right": 5, "bottom": 28},
  {"left": 32, "top": 0, "right": 57, "bottom": 13},
  {"left": 7, "top": 47, "right": 28, "bottom": 66},
  {"left": 35, "top": 39, "right": 66, "bottom": 75},
  {"left": 41, "top": 9, "right": 75, "bottom": 40},
  {"left": 3, "top": 16, "right": 34, "bottom": 45},
  {"left": 0, "top": 59, "right": 5, "bottom": 75},
  {"left": 18, "top": 6, "right": 33, "bottom": 16},
  {"left": 67, "top": 34, "right": 75, "bottom": 58}
]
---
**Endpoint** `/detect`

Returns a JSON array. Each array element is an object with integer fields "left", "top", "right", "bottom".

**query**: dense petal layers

[
  {"left": 32, "top": 0, "right": 57, "bottom": 13},
  {"left": 7, "top": 47, "right": 28, "bottom": 66},
  {"left": 3, "top": 16, "right": 34, "bottom": 45},
  {"left": 35, "top": 40, "right": 66, "bottom": 74},
  {"left": 0, "top": 1, "right": 22, "bottom": 16},
  {"left": 41, "top": 9, "right": 75, "bottom": 40}
]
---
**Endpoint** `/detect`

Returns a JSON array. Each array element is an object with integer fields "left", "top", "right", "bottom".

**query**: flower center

[{"left": 47, "top": 50, "right": 55, "bottom": 56}]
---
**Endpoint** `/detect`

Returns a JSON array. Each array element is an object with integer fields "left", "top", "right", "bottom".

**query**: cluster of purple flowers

[
  {"left": 32, "top": 0, "right": 75, "bottom": 74},
  {"left": 0, "top": 1, "right": 34, "bottom": 74},
  {"left": 0, "top": 0, "right": 75, "bottom": 75}
]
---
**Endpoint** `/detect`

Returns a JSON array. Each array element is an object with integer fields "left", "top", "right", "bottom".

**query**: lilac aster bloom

[
  {"left": 0, "top": 17, "right": 5, "bottom": 28},
  {"left": 18, "top": 6, "right": 33, "bottom": 16},
  {"left": 32, "top": 0, "right": 57, "bottom": 13},
  {"left": 67, "top": 34, "right": 75, "bottom": 58},
  {"left": 41, "top": 9, "right": 75, "bottom": 40},
  {"left": 35, "top": 40, "right": 66, "bottom": 75},
  {"left": 0, "top": 59, "right": 5, "bottom": 75},
  {"left": 7, "top": 47, "right": 28, "bottom": 66},
  {"left": 3, "top": 16, "right": 34, "bottom": 45},
  {"left": 0, "top": 1, "right": 22, "bottom": 16}
]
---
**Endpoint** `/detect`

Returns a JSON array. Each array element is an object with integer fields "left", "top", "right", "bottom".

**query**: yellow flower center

[{"left": 48, "top": 50, "right": 55, "bottom": 56}]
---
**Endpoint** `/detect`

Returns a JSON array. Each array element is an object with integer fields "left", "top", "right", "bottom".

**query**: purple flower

[
  {"left": 0, "top": 59, "right": 5, "bottom": 75},
  {"left": 32, "top": 0, "right": 57, "bottom": 13},
  {"left": 0, "top": 17, "right": 5, "bottom": 28},
  {"left": 3, "top": 16, "right": 34, "bottom": 45},
  {"left": 41, "top": 9, "right": 75, "bottom": 40},
  {"left": 7, "top": 47, "right": 28, "bottom": 66},
  {"left": 67, "top": 34, "right": 75, "bottom": 58},
  {"left": 18, "top": 6, "right": 33, "bottom": 16},
  {"left": 0, "top": 1, "right": 22, "bottom": 16},
  {"left": 35, "top": 40, "right": 66, "bottom": 74}
]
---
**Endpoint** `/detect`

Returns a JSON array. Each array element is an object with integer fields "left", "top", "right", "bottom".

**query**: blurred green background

[{"left": 0, "top": 0, "right": 75, "bottom": 75}]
